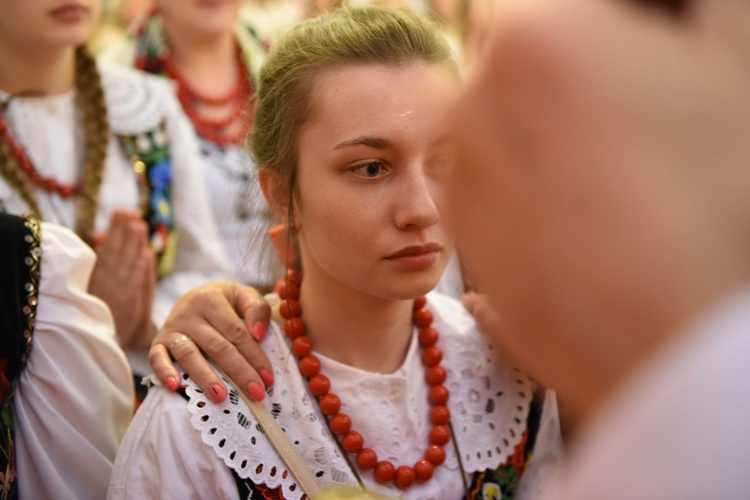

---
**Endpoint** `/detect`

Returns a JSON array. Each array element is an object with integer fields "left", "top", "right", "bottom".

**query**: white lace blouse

[
  {"left": 109, "top": 292, "right": 563, "bottom": 499},
  {"left": 0, "top": 64, "right": 231, "bottom": 374}
]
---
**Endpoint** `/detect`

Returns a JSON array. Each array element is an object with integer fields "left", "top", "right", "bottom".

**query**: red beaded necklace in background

[
  {"left": 278, "top": 269, "right": 453, "bottom": 490},
  {"left": 162, "top": 50, "right": 253, "bottom": 147},
  {"left": 0, "top": 112, "right": 80, "bottom": 198}
]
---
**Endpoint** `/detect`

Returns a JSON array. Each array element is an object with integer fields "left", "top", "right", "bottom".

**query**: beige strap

[{"left": 215, "top": 367, "right": 324, "bottom": 498}]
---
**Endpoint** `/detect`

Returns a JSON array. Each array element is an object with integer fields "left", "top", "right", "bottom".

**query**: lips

[
  {"left": 385, "top": 243, "right": 441, "bottom": 271},
  {"left": 50, "top": 3, "right": 88, "bottom": 21},
  {"left": 386, "top": 243, "right": 441, "bottom": 259}
]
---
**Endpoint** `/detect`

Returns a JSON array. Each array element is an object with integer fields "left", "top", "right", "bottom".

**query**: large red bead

[
  {"left": 428, "top": 385, "right": 450, "bottom": 405},
  {"left": 341, "top": 431, "right": 364, "bottom": 453},
  {"left": 414, "top": 308, "right": 433, "bottom": 328},
  {"left": 59, "top": 185, "right": 75, "bottom": 198},
  {"left": 374, "top": 461, "right": 396, "bottom": 484},
  {"left": 395, "top": 466, "right": 415, "bottom": 489},
  {"left": 426, "top": 365, "right": 447, "bottom": 386},
  {"left": 356, "top": 448, "right": 378, "bottom": 470},
  {"left": 418, "top": 327, "right": 439, "bottom": 347},
  {"left": 329, "top": 413, "right": 351, "bottom": 435},
  {"left": 425, "top": 445, "right": 446, "bottom": 466},
  {"left": 44, "top": 178, "right": 58, "bottom": 191},
  {"left": 429, "top": 425, "right": 451, "bottom": 445},
  {"left": 414, "top": 460, "right": 434, "bottom": 481},
  {"left": 308, "top": 374, "right": 330, "bottom": 396},
  {"left": 286, "top": 269, "right": 302, "bottom": 286},
  {"left": 421, "top": 346, "right": 443, "bottom": 366},
  {"left": 430, "top": 405, "right": 451, "bottom": 425},
  {"left": 284, "top": 318, "right": 306, "bottom": 339},
  {"left": 299, "top": 356, "right": 321, "bottom": 377},
  {"left": 19, "top": 156, "right": 32, "bottom": 171},
  {"left": 413, "top": 296, "right": 426, "bottom": 310},
  {"left": 279, "top": 299, "right": 301, "bottom": 319},
  {"left": 291, "top": 336, "right": 313, "bottom": 357},
  {"left": 319, "top": 394, "right": 341, "bottom": 415},
  {"left": 278, "top": 281, "right": 300, "bottom": 300}
]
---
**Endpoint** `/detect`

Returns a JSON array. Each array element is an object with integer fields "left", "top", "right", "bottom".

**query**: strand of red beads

[
  {"left": 278, "top": 269, "right": 452, "bottom": 490},
  {"left": 0, "top": 112, "right": 81, "bottom": 198},
  {"left": 162, "top": 53, "right": 253, "bottom": 146}
]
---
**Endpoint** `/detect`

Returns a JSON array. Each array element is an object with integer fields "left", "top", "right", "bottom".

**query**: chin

[{"left": 385, "top": 273, "right": 443, "bottom": 301}]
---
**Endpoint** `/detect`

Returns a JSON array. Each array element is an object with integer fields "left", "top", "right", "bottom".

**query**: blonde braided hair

[
  {"left": 73, "top": 46, "right": 109, "bottom": 244},
  {"left": 0, "top": 139, "right": 43, "bottom": 217},
  {"left": 0, "top": 46, "right": 109, "bottom": 245}
]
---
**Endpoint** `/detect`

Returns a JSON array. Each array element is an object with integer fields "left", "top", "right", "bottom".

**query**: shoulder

[{"left": 98, "top": 63, "right": 179, "bottom": 135}]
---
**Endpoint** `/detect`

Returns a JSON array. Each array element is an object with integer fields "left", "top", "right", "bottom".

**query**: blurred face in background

[
  {"left": 157, "top": 0, "right": 240, "bottom": 40},
  {"left": 0, "top": 0, "right": 101, "bottom": 52}
]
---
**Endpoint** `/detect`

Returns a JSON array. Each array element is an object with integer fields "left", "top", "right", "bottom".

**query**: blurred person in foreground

[{"left": 451, "top": 0, "right": 750, "bottom": 498}]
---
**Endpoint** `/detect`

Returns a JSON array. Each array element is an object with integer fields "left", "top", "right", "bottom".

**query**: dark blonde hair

[{"left": 251, "top": 6, "right": 457, "bottom": 204}]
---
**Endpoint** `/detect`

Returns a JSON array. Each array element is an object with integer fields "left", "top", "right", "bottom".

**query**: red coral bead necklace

[
  {"left": 278, "top": 269, "right": 453, "bottom": 490},
  {"left": 0, "top": 111, "right": 80, "bottom": 198}
]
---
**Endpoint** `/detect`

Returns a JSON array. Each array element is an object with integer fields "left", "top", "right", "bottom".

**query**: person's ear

[{"left": 258, "top": 169, "right": 290, "bottom": 223}]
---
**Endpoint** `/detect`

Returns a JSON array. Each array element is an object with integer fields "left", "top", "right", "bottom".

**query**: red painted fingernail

[
  {"left": 252, "top": 322, "right": 266, "bottom": 342},
  {"left": 247, "top": 382, "right": 265, "bottom": 401},
  {"left": 166, "top": 377, "right": 178, "bottom": 391},
  {"left": 210, "top": 384, "right": 227, "bottom": 403},
  {"left": 259, "top": 369, "right": 274, "bottom": 388}
]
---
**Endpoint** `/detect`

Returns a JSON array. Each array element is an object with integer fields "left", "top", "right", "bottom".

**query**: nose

[{"left": 393, "top": 167, "right": 441, "bottom": 230}]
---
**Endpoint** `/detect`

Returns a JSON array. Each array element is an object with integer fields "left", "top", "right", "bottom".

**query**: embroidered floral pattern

[{"left": 120, "top": 123, "right": 177, "bottom": 278}]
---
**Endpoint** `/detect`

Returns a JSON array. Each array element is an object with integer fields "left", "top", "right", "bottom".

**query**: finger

[
  {"left": 98, "top": 209, "right": 131, "bottom": 264},
  {"left": 149, "top": 343, "right": 180, "bottom": 390},
  {"left": 119, "top": 219, "right": 149, "bottom": 279},
  {"left": 231, "top": 285, "right": 272, "bottom": 330},
  {"left": 163, "top": 328, "right": 259, "bottom": 404},
  {"left": 139, "top": 247, "right": 157, "bottom": 316},
  {"left": 200, "top": 328, "right": 271, "bottom": 401}
]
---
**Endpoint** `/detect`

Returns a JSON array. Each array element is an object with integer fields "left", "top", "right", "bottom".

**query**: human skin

[
  {"left": 151, "top": 61, "right": 460, "bottom": 395},
  {"left": 261, "top": 62, "right": 457, "bottom": 373},
  {"left": 449, "top": 0, "right": 750, "bottom": 422}
]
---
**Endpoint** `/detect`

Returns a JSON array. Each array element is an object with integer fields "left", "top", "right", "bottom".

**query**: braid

[
  {"left": 0, "top": 47, "right": 108, "bottom": 245},
  {"left": 0, "top": 140, "right": 42, "bottom": 217},
  {"left": 73, "top": 46, "right": 109, "bottom": 245}
]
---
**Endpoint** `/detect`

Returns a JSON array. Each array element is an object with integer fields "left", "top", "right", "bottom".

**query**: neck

[
  {"left": 297, "top": 268, "right": 416, "bottom": 374},
  {"left": 0, "top": 45, "right": 76, "bottom": 96},
  {"left": 163, "top": 24, "right": 239, "bottom": 96}
]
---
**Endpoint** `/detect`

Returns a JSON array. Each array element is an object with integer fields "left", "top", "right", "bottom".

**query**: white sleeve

[
  {"left": 14, "top": 222, "right": 134, "bottom": 500},
  {"left": 108, "top": 382, "right": 238, "bottom": 500},
  {"left": 150, "top": 87, "right": 232, "bottom": 328},
  {"left": 516, "top": 390, "right": 566, "bottom": 500}
]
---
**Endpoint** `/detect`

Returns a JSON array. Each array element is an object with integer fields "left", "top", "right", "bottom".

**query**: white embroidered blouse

[
  {"left": 109, "top": 292, "right": 563, "bottom": 499},
  {"left": 0, "top": 64, "right": 231, "bottom": 374}
]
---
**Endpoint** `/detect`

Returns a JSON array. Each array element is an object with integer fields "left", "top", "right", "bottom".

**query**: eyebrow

[{"left": 334, "top": 136, "right": 395, "bottom": 150}]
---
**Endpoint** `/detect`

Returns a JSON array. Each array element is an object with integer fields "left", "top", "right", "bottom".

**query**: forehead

[{"left": 303, "top": 62, "right": 459, "bottom": 144}]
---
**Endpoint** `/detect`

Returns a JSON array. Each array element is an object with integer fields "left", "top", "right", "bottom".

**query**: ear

[{"left": 258, "top": 168, "right": 290, "bottom": 222}]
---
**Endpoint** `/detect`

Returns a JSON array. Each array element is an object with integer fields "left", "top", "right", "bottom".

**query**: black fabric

[
  {"left": 0, "top": 212, "right": 36, "bottom": 382},
  {"left": 0, "top": 212, "right": 40, "bottom": 500}
]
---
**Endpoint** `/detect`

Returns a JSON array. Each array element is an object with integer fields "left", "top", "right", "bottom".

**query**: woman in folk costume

[
  {"left": 102, "top": 0, "right": 282, "bottom": 291},
  {"left": 110, "top": 8, "right": 562, "bottom": 499},
  {"left": 0, "top": 213, "right": 133, "bottom": 499},
  {"left": 0, "top": 0, "right": 229, "bottom": 378}
]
